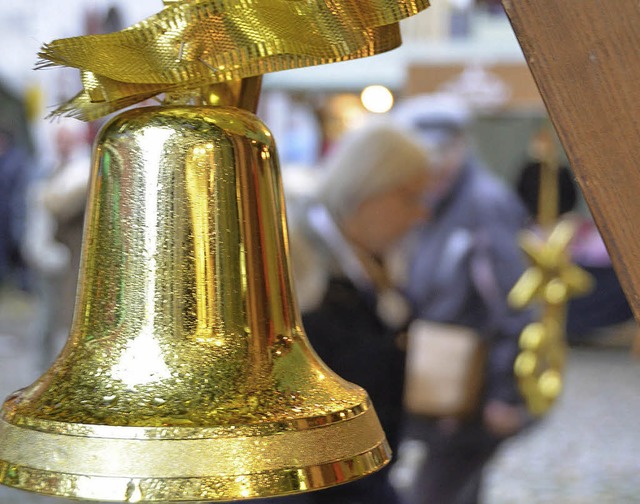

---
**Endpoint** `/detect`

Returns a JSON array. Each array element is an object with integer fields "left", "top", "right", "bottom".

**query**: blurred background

[{"left": 1, "top": 1, "right": 639, "bottom": 503}]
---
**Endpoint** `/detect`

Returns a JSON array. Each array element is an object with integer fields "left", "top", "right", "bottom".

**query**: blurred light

[{"left": 360, "top": 85, "right": 394, "bottom": 113}]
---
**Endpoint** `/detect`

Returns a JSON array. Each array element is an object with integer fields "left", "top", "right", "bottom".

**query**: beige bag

[{"left": 403, "top": 319, "right": 486, "bottom": 418}]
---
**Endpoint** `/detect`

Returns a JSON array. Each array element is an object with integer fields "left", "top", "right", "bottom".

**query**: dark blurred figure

[
  {"left": 514, "top": 159, "right": 634, "bottom": 343},
  {"left": 249, "top": 121, "right": 434, "bottom": 504},
  {"left": 0, "top": 128, "right": 31, "bottom": 290},
  {"left": 22, "top": 121, "right": 91, "bottom": 366},
  {"left": 391, "top": 93, "right": 534, "bottom": 504},
  {"left": 515, "top": 160, "right": 577, "bottom": 218}
]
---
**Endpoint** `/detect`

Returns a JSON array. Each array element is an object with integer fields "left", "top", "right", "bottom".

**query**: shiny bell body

[{"left": 0, "top": 106, "right": 389, "bottom": 502}]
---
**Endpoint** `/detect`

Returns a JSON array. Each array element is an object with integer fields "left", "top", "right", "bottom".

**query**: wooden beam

[{"left": 502, "top": 0, "right": 640, "bottom": 318}]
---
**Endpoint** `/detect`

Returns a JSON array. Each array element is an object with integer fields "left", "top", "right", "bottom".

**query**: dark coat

[
  {"left": 0, "top": 144, "right": 30, "bottom": 286},
  {"left": 304, "top": 276, "right": 407, "bottom": 455}
]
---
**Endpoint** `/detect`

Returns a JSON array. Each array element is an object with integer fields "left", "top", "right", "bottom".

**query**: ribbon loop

[{"left": 38, "top": 0, "right": 430, "bottom": 120}]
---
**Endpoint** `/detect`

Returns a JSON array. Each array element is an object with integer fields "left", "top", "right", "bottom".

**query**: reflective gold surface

[{"left": 0, "top": 106, "right": 389, "bottom": 501}]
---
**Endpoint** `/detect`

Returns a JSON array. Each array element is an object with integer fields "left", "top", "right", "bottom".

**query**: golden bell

[{"left": 0, "top": 106, "right": 390, "bottom": 502}]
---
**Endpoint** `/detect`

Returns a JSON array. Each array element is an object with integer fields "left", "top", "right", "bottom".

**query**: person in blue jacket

[{"left": 391, "top": 93, "right": 535, "bottom": 504}]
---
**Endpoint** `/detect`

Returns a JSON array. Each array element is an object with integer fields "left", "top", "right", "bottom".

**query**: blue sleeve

[{"left": 473, "top": 196, "right": 534, "bottom": 405}]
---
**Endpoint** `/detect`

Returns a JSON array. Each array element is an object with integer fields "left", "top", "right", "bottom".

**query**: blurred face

[
  {"left": 425, "top": 135, "right": 467, "bottom": 205},
  {"left": 342, "top": 172, "right": 431, "bottom": 256}
]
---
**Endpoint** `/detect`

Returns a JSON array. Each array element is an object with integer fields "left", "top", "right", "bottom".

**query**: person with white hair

[
  {"left": 392, "top": 93, "right": 534, "bottom": 504},
  {"left": 255, "top": 120, "right": 434, "bottom": 504}
]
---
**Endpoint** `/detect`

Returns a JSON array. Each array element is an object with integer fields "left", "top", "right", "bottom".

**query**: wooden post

[{"left": 501, "top": 0, "right": 640, "bottom": 319}]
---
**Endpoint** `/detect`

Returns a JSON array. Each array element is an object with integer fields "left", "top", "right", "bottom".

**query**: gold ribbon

[{"left": 38, "top": 0, "right": 430, "bottom": 120}]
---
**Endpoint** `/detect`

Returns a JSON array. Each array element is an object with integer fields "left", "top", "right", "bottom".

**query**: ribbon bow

[{"left": 38, "top": 0, "right": 430, "bottom": 120}]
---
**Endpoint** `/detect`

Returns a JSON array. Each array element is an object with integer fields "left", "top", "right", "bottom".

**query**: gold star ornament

[{"left": 509, "top": 218, "right": 593, "bottom": 416}]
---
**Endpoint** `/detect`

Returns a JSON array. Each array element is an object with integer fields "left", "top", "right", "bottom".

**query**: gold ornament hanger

[{"left": 509, "top": 126, "right": 593, "bottom": 416}]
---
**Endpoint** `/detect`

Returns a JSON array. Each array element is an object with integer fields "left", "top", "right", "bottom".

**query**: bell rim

[
  {"left": 0, "top": 444, "right": 390, "bottom": 502},
  {"left": 0, "top": 408, "right": 390, "bottom": 501}
]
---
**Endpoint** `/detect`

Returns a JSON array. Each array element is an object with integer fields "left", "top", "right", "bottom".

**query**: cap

[{"left": 392, "top": 93, "right": 472, "bottom": 150}]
